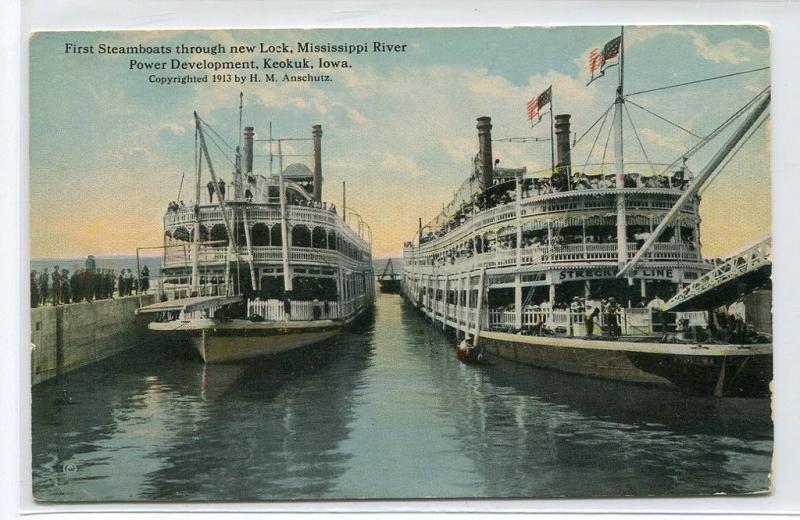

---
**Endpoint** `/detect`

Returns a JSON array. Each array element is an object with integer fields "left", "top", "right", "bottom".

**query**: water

[{"left": 31, "top": 293, "right": 772, "bottom": 501}]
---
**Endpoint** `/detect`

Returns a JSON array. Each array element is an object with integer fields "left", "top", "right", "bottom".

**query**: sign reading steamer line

[{"left": 402, "top": 27, "right": 772, "bottom": 397}]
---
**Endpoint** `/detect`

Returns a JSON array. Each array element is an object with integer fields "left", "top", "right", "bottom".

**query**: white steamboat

[{"left": 138, "top": 108, "right": 374, "bottom": 363}]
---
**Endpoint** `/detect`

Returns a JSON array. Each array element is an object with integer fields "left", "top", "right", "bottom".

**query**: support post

[
  {"left": 514, "top": 273, "right": 523, "bottom": 331},
  {"left": 473, "top": 268, "right": 487, "bottom": 347}
]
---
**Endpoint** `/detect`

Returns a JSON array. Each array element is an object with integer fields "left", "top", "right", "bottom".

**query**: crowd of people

[
  {"left": 167, "top": 201, "right": 187, "bottom": 212},
  {"left": 164, "top": 188, "right": 338, "bottom": 215},
  {"left": 490, "top": 295, "right": 626, "bottom": 337},
  {"left": 30, "top": 256, "right": 151, "bottom": 308},
  {"left": 416, "top": 166, "right": 690, "bottom": 247},
  {"left": 294, "top": 198, "right": 337, "bottom": 213}
]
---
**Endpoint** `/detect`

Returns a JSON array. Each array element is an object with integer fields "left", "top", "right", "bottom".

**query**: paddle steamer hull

[
  {"left": 150, "top": 319, "right": 342, "bottom": 363},
  {"left": 479, "top": 331, "right": 771, "bottom": 397}
]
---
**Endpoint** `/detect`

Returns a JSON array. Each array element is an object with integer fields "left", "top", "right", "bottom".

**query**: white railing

[
  {"left": 485, "top": 307, "right": 670, "bottom": 337},
  {"left": 405, "top": 242, "right": 702, "bottom": 274},
  {"left": 247, "top": 298, "right": 341, "bottom": 321},
  {"left": 162, "top": 245, "right": 369, "bottom": 270},
  {"left": 247, "top": 295, "right": 367, "bottom": 322}
]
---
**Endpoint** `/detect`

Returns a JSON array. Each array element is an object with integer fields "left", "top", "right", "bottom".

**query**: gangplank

[{"left": 665, "top": 236, "right": 771, "bottom": 312}]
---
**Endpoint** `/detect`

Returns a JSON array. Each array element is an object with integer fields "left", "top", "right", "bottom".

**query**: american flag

[
  {"left": 589, "top": 48, "right": 600, "bottom": 73},
  {"left": 602, "top": 36, "right": 622, "bottom": 62},
  {"left": 526, "top": 86, "right": 552, "bottom": 121},
  {"left": 587, "top": 35, "right": 622, "bottom": 85}
]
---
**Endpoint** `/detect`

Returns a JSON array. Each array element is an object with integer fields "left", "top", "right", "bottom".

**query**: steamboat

[
  {"left": 377, "top": 259, "right": 402, "bottom": 294},
  {"left": 402, "top": 29, "right": 772, "bottom": 397},
  {"left": 137, "top": 103, "right": 374, "bottom": 363}
]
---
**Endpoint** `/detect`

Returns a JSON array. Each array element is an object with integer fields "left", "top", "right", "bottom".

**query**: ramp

[{"left": 665, "top": 237, "right": 771, "bottom": 312}]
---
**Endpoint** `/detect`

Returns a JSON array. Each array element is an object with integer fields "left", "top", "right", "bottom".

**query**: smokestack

[
  {"left": 555, "top": 114, "right": 571, "bottom": 169},
  {"left": 312, "top": 125, "right": 323, "bottom": 201},
  {"left": 243, "top": 126, "right": 254, "bottom": 174},
  {"left": 476, "top": 116, "right": 493, "bottom": 192}
]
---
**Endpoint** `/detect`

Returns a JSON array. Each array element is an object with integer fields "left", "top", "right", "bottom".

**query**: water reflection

[
  {"left": 397, "top": 301, "right": 772, "bottom": 498},
  {"left": 33, "top": 313, "right": 375, "bottom": 501},
  {"left": 31, "top": 294, "right": 771, "bottom": 501}
]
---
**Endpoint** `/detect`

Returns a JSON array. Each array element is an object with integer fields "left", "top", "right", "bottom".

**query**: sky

[{"left": 29, "top": 26, "right": 770, "bottom": 259}]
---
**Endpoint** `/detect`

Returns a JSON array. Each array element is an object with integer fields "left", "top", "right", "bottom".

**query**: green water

[{"left": 32, "top": 293, "right": 772, "bottom": 501}]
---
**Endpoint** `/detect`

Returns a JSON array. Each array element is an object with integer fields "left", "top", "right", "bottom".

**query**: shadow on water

[{"left": 397, "top": 298, "right": 772, "bottom": 498}]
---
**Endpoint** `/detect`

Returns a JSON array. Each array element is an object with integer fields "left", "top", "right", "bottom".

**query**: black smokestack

[
  {"left": 243, "top": 126, "right": 254, "bottom": 174},
  {"left": 312, "top": 124, "right": 322, "bottom": 201},
  {"left": 555, "top": 114, "right": 571, "bottom": 169},
  {"left": 477, "top": 116, "right": 493, "bottom": 192}
]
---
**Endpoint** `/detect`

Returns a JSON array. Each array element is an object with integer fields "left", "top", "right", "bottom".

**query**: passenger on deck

[
  {"left": 283, "top": 296, "right": 292, "bottom": 322},
  {"left": 585, "top": 307, "right": 600, "bottom": 336},
  {"left": 207, "top": 180, "right": 215, "bottom": 202}
]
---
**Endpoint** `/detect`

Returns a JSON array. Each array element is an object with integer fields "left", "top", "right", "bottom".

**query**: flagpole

[
  {"left": 614, "top": 26, "right": 627, "bottom": 267},
  {"left": 549, "top": 104, "right": 556, "bottom": 182}
]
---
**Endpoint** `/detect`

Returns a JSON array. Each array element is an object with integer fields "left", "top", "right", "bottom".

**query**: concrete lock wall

[{"left": 30, "top": 294, "right": 155, "bottom": 385}]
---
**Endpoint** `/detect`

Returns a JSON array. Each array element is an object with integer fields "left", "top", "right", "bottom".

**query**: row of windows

[{"left": 165, "top": 222, "right": 368, "bottom": 262}]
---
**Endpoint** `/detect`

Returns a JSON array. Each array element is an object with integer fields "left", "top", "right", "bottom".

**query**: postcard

[{"left": 29, "top": 25, "right": 772, "bottom": 501}]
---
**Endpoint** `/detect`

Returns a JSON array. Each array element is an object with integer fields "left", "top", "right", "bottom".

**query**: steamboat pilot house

[
  {"left": 403, "top": 115, "right": 710, "bottom": 333},
  {"left": 158, "top": 122, "right": 374, "bottom": 331}
]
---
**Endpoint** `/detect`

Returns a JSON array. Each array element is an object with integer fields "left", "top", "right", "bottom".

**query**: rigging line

[
  {"left": 625, "top": 98, "right": 703, "bottom": 140},
  {"left": 582, "top": 104, "right": 611, "bottom": 175},
  {"left": 187, "top": 126, "right": 198, "bottom": 201},
  {"left": 203, "top": 128, "right": 237, "bottom": 168},
  {"left": 684, "top": 86, "right": 768, "bottom": 156},
  {"left": 626, "top": 66, "right": 770, "bottom": 97},
  {"left": 600, "top": 107, "right": 616, "bottom": 173},
  {"left": 574, "top": 102, "right": 615, "bottom": 147},
  {"left": 699, "top": 112, "right": 768, "bottom": 196},
  {"left": 656, "top": 86, "right": 769, "bottom": 176},
  {"left": 177, "top": 170, "right": 186, "bottom": 202},
  {"left": 197, "top": 117, "right": 236, "bottom": 151},
  {"left": 623, "top": 102, "right": 658, "bottom": 177}
]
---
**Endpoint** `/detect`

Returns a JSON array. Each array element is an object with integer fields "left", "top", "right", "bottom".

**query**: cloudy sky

[{"left": 29, "top": 26, "right": 770, "bottom": 259}]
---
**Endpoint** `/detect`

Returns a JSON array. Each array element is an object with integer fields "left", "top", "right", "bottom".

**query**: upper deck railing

[
  {"left": 162, "top": 245, "right": 371, "bottom": 270},
  {"left": 404, "top": 242, "right": 702, "bottom": 273},
  {"left": 162, "top": 246, "right": 371, "bottom": 268}
]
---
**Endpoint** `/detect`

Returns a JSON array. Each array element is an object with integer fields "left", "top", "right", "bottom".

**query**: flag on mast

[
  {"left": 587, "top": 35, "right": 622, "bottom": 85},
  {"left": 526, "top": 86, "right": 552, "bottom": 122}
]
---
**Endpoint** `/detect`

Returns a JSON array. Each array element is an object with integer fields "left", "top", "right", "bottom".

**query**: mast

[
  {"left": 191, "top": 128, "right": 202, "bottom": 292},
  {"left": 549, "top": 102, "right": 556, "bottom": 181},
  {"left": 234, "top": 93, "right": 244, "bottom": 201},
  {"left": 268, "top": 122, "right": 274, "bottom": 177},
  {"left": 277, "top": 139, "right": 293, "bottom": 293},
  {"left": 614, "top": 26, "right": 627, "bottom": 267},
  {"left": 235, "top": 114, "right": 258, "bottom": 293},
  {"left": 194, "top": 112, "right": 239, "bottom": 294}
]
